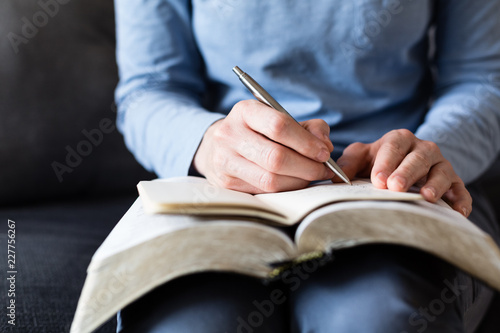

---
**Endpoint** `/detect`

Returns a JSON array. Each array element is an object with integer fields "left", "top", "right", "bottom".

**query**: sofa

[
  {"left": 0, "top": 1, "right": 498, "bottom": 332},
  {"left": 1, "top": 1, "right": 152, "bottom": 332}
]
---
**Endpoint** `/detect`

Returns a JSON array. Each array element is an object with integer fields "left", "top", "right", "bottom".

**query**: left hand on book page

[{"left": 336, "top": 129, "right": 472, "bottom": 217}]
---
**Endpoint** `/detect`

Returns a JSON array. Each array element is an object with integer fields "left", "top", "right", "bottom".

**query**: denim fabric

[{"left": 116, "top": 183, "right": 498, "bottom": 333}]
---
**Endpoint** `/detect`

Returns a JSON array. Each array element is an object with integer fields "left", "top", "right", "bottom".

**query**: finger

[
  {"left": 335, "top": 142, "right": 372, "bottom": 182},
  {"left": 386, "top": 148, "right": 438, "bottom": 192},
  {"left": 207, "top": 152, "right": 272, "bottom": 193},
  {"left": 386, "top": 140, "right": 442, "bottom": 192},
  {"left": 239, "top": 100, "right": 331, "bottom": 163},
  {"left": 236, "top": 129, "right": 334, "bottom": 181},
  {"left": 418, "top": 160, "right": 454, "bottom": 202},
  {"left": 210, "top": 174, "right": 264, "bottom": 194},
  {"left": 443, "top": 182, "right": 472, "bottom": 217},
  {"left": 301, "top": 119, "right": 334, "bottom": 152},
  {"left": 216, "top": 154, "right": 310, "bottom": 193},
  {"left": 371, "top": 130, "right": 414, "bottom": 189},
  {"left": 206, "top": 147, "right": 305, "bottom": 194}
]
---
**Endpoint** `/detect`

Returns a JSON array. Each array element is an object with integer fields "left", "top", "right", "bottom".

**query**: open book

[{"left": 71, "top": 177, "right": 500, "bottom": 333}]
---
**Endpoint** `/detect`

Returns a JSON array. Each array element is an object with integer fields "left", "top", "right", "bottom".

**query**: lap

[
  {"left": 290, "top": 245, "right": 464, "bottom": 333},
  {"left": 117, "top": 184, "right": 499, "bottom": 333},
  {"left": 117, "top": 272, "right": 289, "bottom": 333},
  {"left": 117, "top": 247, "right": 476, "bottom": 333}
]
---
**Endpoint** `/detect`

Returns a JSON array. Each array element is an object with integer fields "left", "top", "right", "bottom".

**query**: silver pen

[{"left": 232, "top": 66, "right": 352, "bottom": 185}]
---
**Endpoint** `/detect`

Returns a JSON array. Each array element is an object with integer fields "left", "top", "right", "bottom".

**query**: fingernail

[
  {"left": 376, "top": 172, "right": 388, "bottom": 186},
  {"left": 393, "top": 176, "right": 406, "bottom": 190},
  {"left": 424, "top": 186, "right": 436, "bottom": 199},
  {"left": 317, "top": 149, "right": 330, "bottom": 162},
  {"left": 461, "top": 207, "right": 468, "bottom": 217}
]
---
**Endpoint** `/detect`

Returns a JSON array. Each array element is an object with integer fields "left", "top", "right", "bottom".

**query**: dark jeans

[{"left": 117, "top": 184, "right": 499, "bottom": 333}]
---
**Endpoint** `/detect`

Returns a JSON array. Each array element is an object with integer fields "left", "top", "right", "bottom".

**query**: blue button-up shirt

[{"left": 114, "top": 0, "right": 500, "bottom": 184}]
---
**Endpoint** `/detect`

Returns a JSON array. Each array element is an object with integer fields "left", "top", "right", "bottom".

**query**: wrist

[{"left": 191, "top": 119, "right": 223, "bottom": 177}]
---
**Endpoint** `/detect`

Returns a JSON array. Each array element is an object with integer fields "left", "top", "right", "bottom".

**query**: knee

[
  {"left": 290, "top": 246, "right": 463, "bottom": 333},
  {"left": 117, "top": 273, "right": 288, "bottom": 333}
]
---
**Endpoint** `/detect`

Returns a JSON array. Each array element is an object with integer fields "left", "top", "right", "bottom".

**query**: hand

[
  {"left": 192, "top": 100, "right": 335, "bottom": 193},
  {"left": 337, "top": 129, "right": 472, "bottom": 217}
]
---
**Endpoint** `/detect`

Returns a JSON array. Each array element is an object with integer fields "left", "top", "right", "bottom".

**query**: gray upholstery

[
  {"left": 0, "top": 195, "right": 135, "bottom": 332},
  {"left": 0, "top": 0, "right": 151, "bottom": 205},
  {"left": 0, "top": 0, "right": 151, "bottom": 332}
]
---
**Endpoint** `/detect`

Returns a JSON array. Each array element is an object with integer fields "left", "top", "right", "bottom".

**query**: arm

[
  {"left": 115, "top": 0, "right": 333, "bottom": 188},
  {"left": 114, "top": 0, "right": 224, "bottom": 177},
  {"left": 337, "top": 0, "right": 500, "bottom": 216},
  {"left": 415, "top": 0, "right": 500, "bottom": 184}
]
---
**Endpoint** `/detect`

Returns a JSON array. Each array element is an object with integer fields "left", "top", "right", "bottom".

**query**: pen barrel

[
  {"left": 232, "top": 66, "right": 352, "bottom": 185},
  {"left": 233, "top": 67, "right": 297, "bottom": 123}
]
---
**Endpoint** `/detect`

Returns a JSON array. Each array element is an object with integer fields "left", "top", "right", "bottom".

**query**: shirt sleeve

[
  {"left": 415, "top": 0, "right": 500, "bottom": 184},
  {"left": 114, "top": 0, "right": 224, "bottom": 178}
]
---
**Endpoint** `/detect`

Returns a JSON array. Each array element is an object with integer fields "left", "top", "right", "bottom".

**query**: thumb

[
  {"left": 335, "top": 142, "right": 371, "bottom": 182},
  {"left": 300, "top": 119, "right": 334, "bottom": 152}
]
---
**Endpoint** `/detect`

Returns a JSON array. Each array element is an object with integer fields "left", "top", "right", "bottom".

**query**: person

[{"left": 113, "top": 1, "right": 500, "bottom": 332}]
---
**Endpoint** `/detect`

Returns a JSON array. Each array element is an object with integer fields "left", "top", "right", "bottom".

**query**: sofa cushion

[
  {"left": 0, "top": 194, "right": 136, "bottom": 332},
  {"left": 0, "top": 0, "right": 152, "bottom": 206}
]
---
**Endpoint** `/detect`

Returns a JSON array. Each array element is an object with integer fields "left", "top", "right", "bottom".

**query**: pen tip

[{"left": 342, "top": 177, "right": 352, "bottom": 186}]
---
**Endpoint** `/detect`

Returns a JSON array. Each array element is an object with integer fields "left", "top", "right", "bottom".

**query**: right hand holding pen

[{"left": 192, "top": 100, "right": 335, "bottom": 193}]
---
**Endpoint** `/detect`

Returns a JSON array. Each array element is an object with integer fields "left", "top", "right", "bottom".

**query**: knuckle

[
  {"left": 259, "top": 172, "right": 279, "bottom": 192},
  {"left": 412, "top": 151, "right": 432, "bottom": 170},
  {"left": 440, "top": 159, "right": 455, "bottom": 174},
  {"left": 226, "top": 159, "right": 242, "bottom": 174},
  {"left": 266, "top": 113, "right": 288, "bottom": 137},
  {"left": 384, "top": 141, "right": 406, "bottom": 160},
  {"left": 374, "top": 159, "right": 395, "bottom": 173},
  {"left": 434, "top": 165, "right": 449, "bottom": 179},
  {"left": 346, "top": 141, "right": 367, "bottom": 152},
  {"left": 217, "top": 174, "right": 236, "bottom": 189},
  {"left": 239, "top": 141, "right": 260, "bottom": 161},
  {"left": 263, "top": 146, "right": 286, "bottom": 173},
  {"left": 385, "top": 129, "right": 414, "bottom": 144},
  {"left": 213, "top": 151, "right": 229, "bottom": 168},
  {"left": 213, "top": 123, "right": 231, "bottom": 141},
  {"left": 234, "top": 99, "right": 257, "bottom": 112},
  {"left": 395, "top": 128, "right": 414, "bottom": 139},
  {"left": 232, "top": 100, "right": 260, "bottom": 120},
  {"left": 421, "top": 140, "right": 440, "bottom": 153},
  {"left": 308, "top": 118, "right": 329, "bottom": 131},
  {"left": 350, "top": 141, "right": 366, "bottom": 149}
]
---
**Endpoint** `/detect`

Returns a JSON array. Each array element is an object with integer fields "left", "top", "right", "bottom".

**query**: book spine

[{"left": 265, "top": 251, "right": 333, "bottom": 282}]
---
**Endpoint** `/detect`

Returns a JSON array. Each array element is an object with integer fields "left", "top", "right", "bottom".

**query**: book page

[
  {"left": 92, "top": 198, "right": 204, "bottom": 264},
  {"left": 295, "top": 200, "right": 484, "bottom": 244},
  {"left": 138, "top": 178, "right": 282, "bottom": 217},
  {"left": 92, "top": 197, "right": 294, "bottom": 266},
  {"left": 74, "top": 198, "right": 297, "bottom": 333},
  {"left": 294, "top": 200, "right": 500, "bottom": 292},
  {"left": 256, "top": 179, "right": 423, "bottom": 224},
  {"left": 138, "top": 177, "right": 423, "bottom": 225}
]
